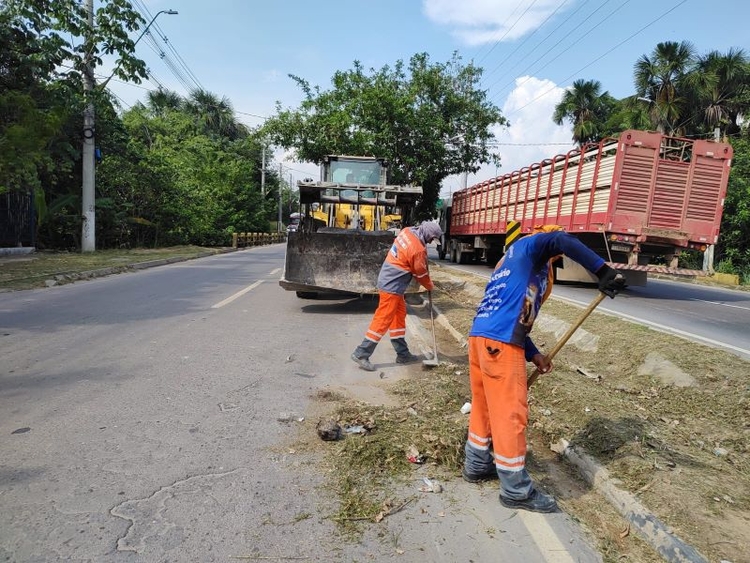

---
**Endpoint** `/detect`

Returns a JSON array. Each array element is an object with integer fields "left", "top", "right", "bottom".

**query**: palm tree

[
  {"left": 634, "top": 41, "right": 695, "bottom": 135},
  {"left": 684, "top": 48, "right": 749, "bottom": 138},
  {"left": 184, "top": 89, "right": 247, "bottom": 140},
  {"left": 552, "top": 79, "right": 613, "bottom": 146},
  {"left": 146, "top": 88, "right": 183, "bottom": 117}
]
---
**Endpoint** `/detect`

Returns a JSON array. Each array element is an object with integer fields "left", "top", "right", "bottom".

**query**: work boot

[
  {"left": 351, "top": 353, "right": 376, "bottom": 372},
  {"left": 462, "top": 467, "right": 498, "bottom": 483},
  {"left": 499, "top": 489, "right": 558, "bottom": 513},
  {"left": 396, "top": 352, "right": 420, "bottom": 364}
]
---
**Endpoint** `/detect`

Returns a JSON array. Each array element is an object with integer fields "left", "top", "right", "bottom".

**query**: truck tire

[{"left": 438, "top": 244, "right": 446, "bottom": 260}]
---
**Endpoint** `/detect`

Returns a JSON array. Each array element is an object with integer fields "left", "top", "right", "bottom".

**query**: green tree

[
  {"left": 634, "top": 41, "right": 696, "bottom": 135},
  {"left": 184, "top": 89, "right": 248, "bottom": 141},
  {"left": 684, "top": 48, "right": 749, "bottom": 138},
  {"left": 261, "top": 52, "right": 506, "bottom": 219},
  {"left": 716, "top": 138, "right": 750, "bottom": 276},
  {"left": 552, "top": 79, "right": 616, "bottom": 145}
]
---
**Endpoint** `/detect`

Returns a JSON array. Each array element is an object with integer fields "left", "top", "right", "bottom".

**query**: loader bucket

[{"left": 279, "top": 229, "right": 396, "bottom": 295}]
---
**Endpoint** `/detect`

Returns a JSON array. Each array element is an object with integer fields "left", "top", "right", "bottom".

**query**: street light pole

[{"left": 80, "top": 7, "right": 177, "bottom": 252}]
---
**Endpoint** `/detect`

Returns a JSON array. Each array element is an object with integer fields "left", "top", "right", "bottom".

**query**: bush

[{"left": 715, "top": 258, "right": 736, "bottom": 274}]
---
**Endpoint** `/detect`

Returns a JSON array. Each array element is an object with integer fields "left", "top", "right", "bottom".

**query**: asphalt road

[
  {"left": 429, "top": 248, "right": 750, "bottom": 361},
  {"left": 0, "top": 244, "right": 603, "bottom": 562}
]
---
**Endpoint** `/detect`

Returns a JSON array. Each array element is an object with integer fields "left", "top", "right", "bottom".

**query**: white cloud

[
  {"left": 423, "top": 0, "right": 568, "bottom": 46},
  {"left": 442, "top": 75, "right": 574, "bottom": 197}
]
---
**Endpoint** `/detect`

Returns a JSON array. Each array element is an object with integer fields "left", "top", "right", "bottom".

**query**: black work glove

[{"left": 596, "top": 264, "right": 627, "bottom": 298}]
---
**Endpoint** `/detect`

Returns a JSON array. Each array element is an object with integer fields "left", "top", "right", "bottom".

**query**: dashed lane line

[{"left": 211, "top": 280, "right": 263, "bottom": 309}]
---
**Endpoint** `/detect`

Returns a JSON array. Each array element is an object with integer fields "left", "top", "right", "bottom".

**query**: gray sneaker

[
  {"left": 499, "top": 489, "right": 558, "bottom": 513},
  {"left": 351, "top": 353, "right": 376, "bottom": 372},
  {"left": 395, "top": 352, "right": 420, "bottom": 364}
]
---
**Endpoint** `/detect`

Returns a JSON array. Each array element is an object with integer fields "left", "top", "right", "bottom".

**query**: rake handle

[{"left": 527, "top": 291, "right": 607, "bottom": 387}]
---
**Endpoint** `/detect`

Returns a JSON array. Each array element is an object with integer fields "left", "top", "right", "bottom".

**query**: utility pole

[
  {"left": 81, "top": 0, "right": 96, "bottom": 252},
  {"left": 80, "top": 6, "right": 177, "bottom": 252},
  {"left": 278, "top": 163, "right": 283, "bottom": 232},
  {"left": 261, "top": 147, "right": 266, "bottom": 197}
]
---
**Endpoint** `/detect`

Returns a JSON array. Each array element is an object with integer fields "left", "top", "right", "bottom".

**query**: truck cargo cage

[{"left": 438, "top": 130, "right": 733, "bottom": 283}]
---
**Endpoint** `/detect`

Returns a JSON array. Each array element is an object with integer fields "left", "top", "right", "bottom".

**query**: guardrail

[{"left": 232, "top": 232, "right": 286, "bottom": 248}]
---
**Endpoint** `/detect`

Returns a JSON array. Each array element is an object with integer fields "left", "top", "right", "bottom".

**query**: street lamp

[
  {"left": 80, "top": 5, "right": 177, "bottom": 252},
  {"left": 98, "top": 10, "right": 178, "bottom": 91}
]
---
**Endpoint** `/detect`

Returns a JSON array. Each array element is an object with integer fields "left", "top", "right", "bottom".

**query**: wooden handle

[{"left": 527, "top": 291, "right": 607, "bottom": 387}]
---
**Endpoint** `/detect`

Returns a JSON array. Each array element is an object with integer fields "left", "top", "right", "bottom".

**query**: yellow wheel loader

[{"left": 279, "top": 155, "right": 422, "bottom": 298}]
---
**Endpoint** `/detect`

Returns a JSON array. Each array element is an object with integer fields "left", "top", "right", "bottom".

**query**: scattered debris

[
  {"left": 713, "top": 447, "right": 729, "bottom": 457},
  {"left": 420, "top": 477, "right": 443, "bottom": 493},
  {"left": 278, "top": 412, "right": 305, "bottom": 423},
  {"left": 11, "top": 427, "right": 30, "bottom": 435},
  {"left": 285, "top": 354, "right": 295, "bottom": 363},
  {"left": 316, "top": 419, "right": 342, "bottom": 441},
  {"left": 373, "top": 497, "right": 416, "bottom": 523},
  {"left": 575, "top": 366, "right": 602, "bottom": 381},
  {"left": 460, "top": 402, "right": 472, "bottom": 414},
  {"left": 344, "top": 425, "right": 367, "bottom": 435},
  {"left": 218, "top": 403, "right": 239, "bottom": 412},
  {"left": 406, "top": 445, "right": 425, "bottom": 464},
  {"left": 406, "top": 407, "right": 418, "bottom": 417}
]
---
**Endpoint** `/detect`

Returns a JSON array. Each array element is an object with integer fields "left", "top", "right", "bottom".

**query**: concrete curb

[
  {"left": 420, "top": 276, "right": 709, "bottom": 563},
  {"left": 555, "top": 440, "right": 708, "bottom": 563}
]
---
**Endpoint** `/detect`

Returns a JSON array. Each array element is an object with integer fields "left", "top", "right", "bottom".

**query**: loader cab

[{"left": 326, "top": 156, "right": 387, "bottom": 186}]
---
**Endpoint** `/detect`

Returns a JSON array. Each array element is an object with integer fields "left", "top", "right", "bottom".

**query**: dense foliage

[{"left": 0, "top": 1, "right": 288, "bottom": 249}]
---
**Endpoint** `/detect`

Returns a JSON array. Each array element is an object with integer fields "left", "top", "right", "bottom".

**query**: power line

[
  {"left": 506, "top": 0, "right": 688, "bottom": 118},
  {"left": 130, "top": 0, "right": 203, "bottom": 93},
  {"left": 474, "top": 0, "right": 540, "bottom": 65},
  {"left": 481, "top": 0, "right": 592, "bottom": 92},
  {"left": 486, "top": 0, "right": 615, "bottom": 99},
  {"left": 491, "top": 0, "right": 631, "bottom": 104},
  {"left": 480, "top": 0, "right": 570, "bottom": 88}
]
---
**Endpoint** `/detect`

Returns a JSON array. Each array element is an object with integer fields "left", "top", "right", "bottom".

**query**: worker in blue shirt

[{"left": 462, "top": 225, "right": 626, "bottom": 513}]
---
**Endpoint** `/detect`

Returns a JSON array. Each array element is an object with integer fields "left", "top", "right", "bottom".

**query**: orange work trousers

[
  {"left": 466, "top": 336, "right": 528, "bottom": 473},
  {"left": 365, "top": 291, "right": 407, "bottom": 343}
]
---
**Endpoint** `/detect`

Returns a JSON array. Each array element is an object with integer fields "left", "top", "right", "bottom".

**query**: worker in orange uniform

[
  {"left": 351, "top": 221, "right": 443, "bottom": 371},
  {"left": 463, "top": 225, "right": 626, "bottom": 513}
]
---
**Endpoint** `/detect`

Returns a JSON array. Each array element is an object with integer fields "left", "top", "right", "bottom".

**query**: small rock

[{"left": 316, "top": 419, "right": 342, "bottom": 441}]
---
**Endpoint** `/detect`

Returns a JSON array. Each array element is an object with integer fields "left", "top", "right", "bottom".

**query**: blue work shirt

[{"left": 469, "top": 231, "right": 605, "bottom": 359}]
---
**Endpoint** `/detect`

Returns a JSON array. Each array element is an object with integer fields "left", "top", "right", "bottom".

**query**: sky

[{"left": 106, "top": 0, "right": 750, "bottom": 196}]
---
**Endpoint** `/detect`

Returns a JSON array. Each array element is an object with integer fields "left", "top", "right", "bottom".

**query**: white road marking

[
  {"left": 269, "top": 268, "right": 281, "bottom": 276},
  {"left": 690, "top": 298, "right": 750, "bottom": 311},
  {"left": 517, "top": 511, "right": 577, "bottom": 563},
  {"left": 211, "top": 281, "right": 263, "bottom": 309},
  {"left": 553, "top": 295, "right": 750, "bottom": 359}
]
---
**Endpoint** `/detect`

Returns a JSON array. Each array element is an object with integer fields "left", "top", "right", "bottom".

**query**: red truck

[{"left": 437, "top": 130, "right": 733, "bottom": 285}]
